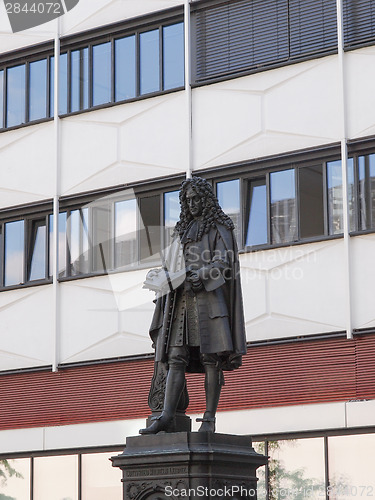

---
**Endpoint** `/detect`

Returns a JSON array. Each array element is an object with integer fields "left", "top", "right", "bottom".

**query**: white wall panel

[
  {"left": 0, "top": 285, "right": 53, "bottom": 371},
  {"left": 346, "top": 46, "right": 375, "bottom": 139},
  {"left": 193, "top": 55, "right": 341, "bottom": 170},
  {"left": 60, "top": 272, "right": 154, "bottom": 364},
  {"left": 61, "top": 0, "right": 183, "bottom": 37},
  {"left": 240, "top": 240, "right": 347, "bottom": 342},
  {"left": 61, "top": 92, "right": 187, "bottom": 196},
  {"left": 351, "top": 234, "right": 375, "bottom": 330},
  {"left": 0, "top": 122, "right": 55, "bottom": 208}
]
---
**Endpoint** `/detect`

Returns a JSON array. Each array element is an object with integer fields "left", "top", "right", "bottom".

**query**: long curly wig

[{"left": 174, "top": 177, "right": 234, "bottom": 240}]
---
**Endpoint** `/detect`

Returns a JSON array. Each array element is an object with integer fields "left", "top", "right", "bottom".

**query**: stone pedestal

[{"left": 111, "top": 432, "right": 267, "bottom": 500}]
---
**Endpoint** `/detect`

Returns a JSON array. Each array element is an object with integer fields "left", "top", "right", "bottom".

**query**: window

[
  {"left": 115, "top": 199, "right": 137, "bottom": 268},
  {"left": 71, "top": 48, "right": 89, "bottom": 112},
  {"left": 343, "top": 0, "right": 375, "bottom": 48},
  {"left": 299, "top": 165, "right": 324, "bottom": 239},
  {"left": 140, "top": 29, "right": 160, "bottom": 95},
  {"left": 358, "top": 154, "right": 375, "bottom": 230},
  {"left": 115, "top": 35, "right": 136, "bottom": 101},
  {"left": 28, "top": 219, "right": 47, "bottom": 281},
  {"left": 0, "top": 458, "right": 31, "bottom": 499},
  {"left": 327, "top": 158, "right": 354, "bottom": 235},
  {"left": 270, "top": 169, "right": 297, "bottom": 244},
  {"left": 193, "top": 0, "right": 337, "bottom": 83},
  {"left": 164, "top": 190, "right": 180, "bottom": 248},
  {"left": 246, "top": 178, "right": 268, "bottom": 247},
  {"left": 29, "top": 59, "right": 47, "bottom": 121},
  {"left": 216, "top": 179, "right": 241, "bottom": 243},
  {"left": 0, "top": 69, "right": 4, "bottom": 128},
  {"left": 6, "top": 64, "right": 26, "bottom": 127},
  {"left": 49, "top": 212, "right": 67, "bottom": 278},
  {"left": 163, "top": 23, "right": 185, "bottom": 90},
  {"left": 139, "top": 195, "right": 161, "bottom": 263},
  {"left": 4, "top": 220, "right": 24, "bottom": 287},
  {"left": 93, "top": 42, "right": 112, "bottom": 106},
  {"left": 81, "top": 452, "right": 122, "bottom": 500},
  {"left": 34, "top": 455, "right": 78, "bottom": 500}
]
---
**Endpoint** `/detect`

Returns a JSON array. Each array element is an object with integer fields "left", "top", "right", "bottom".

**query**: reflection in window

[
  {"left": 29, "top": 59, "right": 47, "bottom": 121},
  {"left": 50, "top": 53, "right": 68, "bottom": 116},
  {"left": 164, "top": 190, "right": 179, "bottom": 248},
  {"left": 81, "top": 452, "right": 122, "bottom": 500},
  {"left": 269, "top": 438, "right": 325, "bottom": 499},
  {"left": 93, "top": 42, "right": 112, "bottom": 106},
  {"left": 34, "top": 455, "right": 78, "bottom": 500},
  {"left": 92, "top": 205, "right": 111, "bottom": 272},
  {"left": 71, "top": 48, "right": 89, "bottom": 112},
  {"left": 7, "top": 64, "right": 26, "bottom": 127},
  {"left": 217, "top": 179, "right": 240, "bottom": 243},
  {"left": 0, "top": 458, "right": 30, "bottom": 499},
  {"left": 328, "top": 434, "right": 375, "bottom": 496},
  {"left": 140, "top": 30, "right": 160, "bottom": 95},
  {"left": 358, "top": 154, "right": 375, "bottom": 230},
  {"left": 327, "top": 159, "right": 354, "bottom": 235},
  {"left": 246, "top": 178, "right": 268, "bottom": 247},
  {"left": 139, "top": 195, "right": 161, "bottom": 263},
  {"left": 49, "top": 212, "right": 67, "bottom": 278},
  {"left": 68, "top": 209, "right": 89, "bottom": 276},
  {"left": 5, "top": 220, "right": 24, "bottom": 286},
  {"left": 299, "top": 165, "right": 324, "bottom": 239},
  {"left": 0, "top": 69, "right": 4, "bottom": 128},
  {"left": 270, "top": 169, "right": 297, "bottom": 244},
  {"left": 115, "top": 199, "right": 137, "bottom": 268},
  {"left": 115, "top": 35, "right": 136, "bottom": 101},
  {"left": 29, "top": 220, "right": 46, "bottom": 281},
  {"left": 253, "top": 442, "right": 266, "bottom": 500},
  {"left": 163, "top": 23, "right": 184, "bottom": 90}
]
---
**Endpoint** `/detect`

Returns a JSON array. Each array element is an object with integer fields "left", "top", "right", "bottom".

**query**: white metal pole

[
  {"left": 52, "top": 17, "right": 61, "bottom": 371},
  {"left": 336, "top": 0, "right": 353, "bottom": 339},
  {"left": 184, "top": 0, "right": 192, "bottom": 179}
]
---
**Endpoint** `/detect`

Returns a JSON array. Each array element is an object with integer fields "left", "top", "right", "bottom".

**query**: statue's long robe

[{"left": 149, "top": 222, "right": 247, "bottom": 372}]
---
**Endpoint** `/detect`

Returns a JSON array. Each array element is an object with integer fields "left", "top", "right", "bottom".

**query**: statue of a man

[{"left": 140, "top": 177, "right": 247, "bottom": 434}]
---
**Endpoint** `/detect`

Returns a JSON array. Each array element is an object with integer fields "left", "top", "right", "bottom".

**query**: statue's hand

[{"left": 186, "top": 270, "right": 203, "bottom": 291}]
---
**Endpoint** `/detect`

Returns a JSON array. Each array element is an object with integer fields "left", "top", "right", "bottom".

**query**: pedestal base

[{"left": 111, "top": 432, "right": 267, "bottom": 500}]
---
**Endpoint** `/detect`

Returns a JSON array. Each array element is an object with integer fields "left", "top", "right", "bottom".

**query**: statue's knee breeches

[{"left": 167, "top": 346, "right": 190, "bottom": 367}]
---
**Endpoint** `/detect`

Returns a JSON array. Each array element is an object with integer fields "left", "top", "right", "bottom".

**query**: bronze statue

[{"left": 140, "top": 177, "right": 247, "bottom": 434}]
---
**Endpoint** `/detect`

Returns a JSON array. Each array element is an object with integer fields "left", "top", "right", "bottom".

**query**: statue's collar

[{"left": 181, "top": 217, "right": 203, "bottom": 243}]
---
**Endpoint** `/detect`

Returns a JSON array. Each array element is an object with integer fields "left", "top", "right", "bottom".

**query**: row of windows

[
  {"left": 1, "top": 0, "right": 375, "bottom": 130},
  {"left": 1, "top": 432, "right": 375, "bottom": 499},
  {"left": 0, "top": 20, "right": 184, "bottom": 129},
  {"left": 0, "top": 150, "right": 374, "bottom": 290}
]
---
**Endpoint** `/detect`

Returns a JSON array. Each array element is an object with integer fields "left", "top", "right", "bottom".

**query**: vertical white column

[
  {"left": 184, "top": 0, "right": 192, "bottom": 179},
  {"left": 336, "top": 0, "right": 353, "bottom": 339},
  {"left": 52, "top": 17, "right": 61, "bottom": 371}
]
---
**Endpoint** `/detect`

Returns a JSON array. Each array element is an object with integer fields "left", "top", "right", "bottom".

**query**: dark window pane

[
  {"left": 164, "top": 190, "right": 179, "bottom": 249},
  {"left": 140, "top": 29, "right": 160, "bottom": 95},
  {"left": 163, "top": 22, "right": 184, "bottom": 90},
  {"left": 49, "top": 212, "right": 67, "bottom": 278},
  {"left": 327, "top": 158, "right": 354, "bottom": 235},
  {"left": 7, "top": 64, "right": 26, "bottom": 127},
  {"left": 358, "top": 154, "right": 375, "bottom": 231},
  {"left": 299, "top": 165, "right": 324, "bottom": 239},
  {"left": 217, "top": 179, "right": 240, "bottom": 243},
  {"left": 71, "top": 48, "right": 89, "bottom": 112},
  {"left": 139, "top": 195, "right": 161, "bottom": 263},
  {"left": 270, "top": 169, "right": 297, "bottom": 244},
  {"left": 0, "top": 70, "right": 4, "bottom": 128},
  {"left": 115, "top": 199, "right": 137, "bottom": 268},
  {"left": 246, "top": 178, "right": 268, "bottom": 246},
  {"left": 115, "top": 35, "right": 136, "bottom": 101},
  {"left": 68, "top": 209, "right": 89, "bottom": 276},
  {"left": 93, "top": 42, "right": 111, "bottom": 106},
  {"left": 29, "top": 59, "right": 47, "bottom": 121},
  {"left": 92, "top": 205, "right": 111, "bottom": 272},
  {"left": 5, "top": 220, "right": 24, "bottom": 286},
  {"left": 29, "top": 220, "right": 46, "bottom": 281},
  {"left": 71, "top": 49, "right": 80, "bottom": 112},
  {"left": 58, "top": 53, "right": 68, "bottom": 115}
]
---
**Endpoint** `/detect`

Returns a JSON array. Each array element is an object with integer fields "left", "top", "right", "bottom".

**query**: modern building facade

[{"left": 1, "top": 0, "right": 375, "bottom": 498}]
